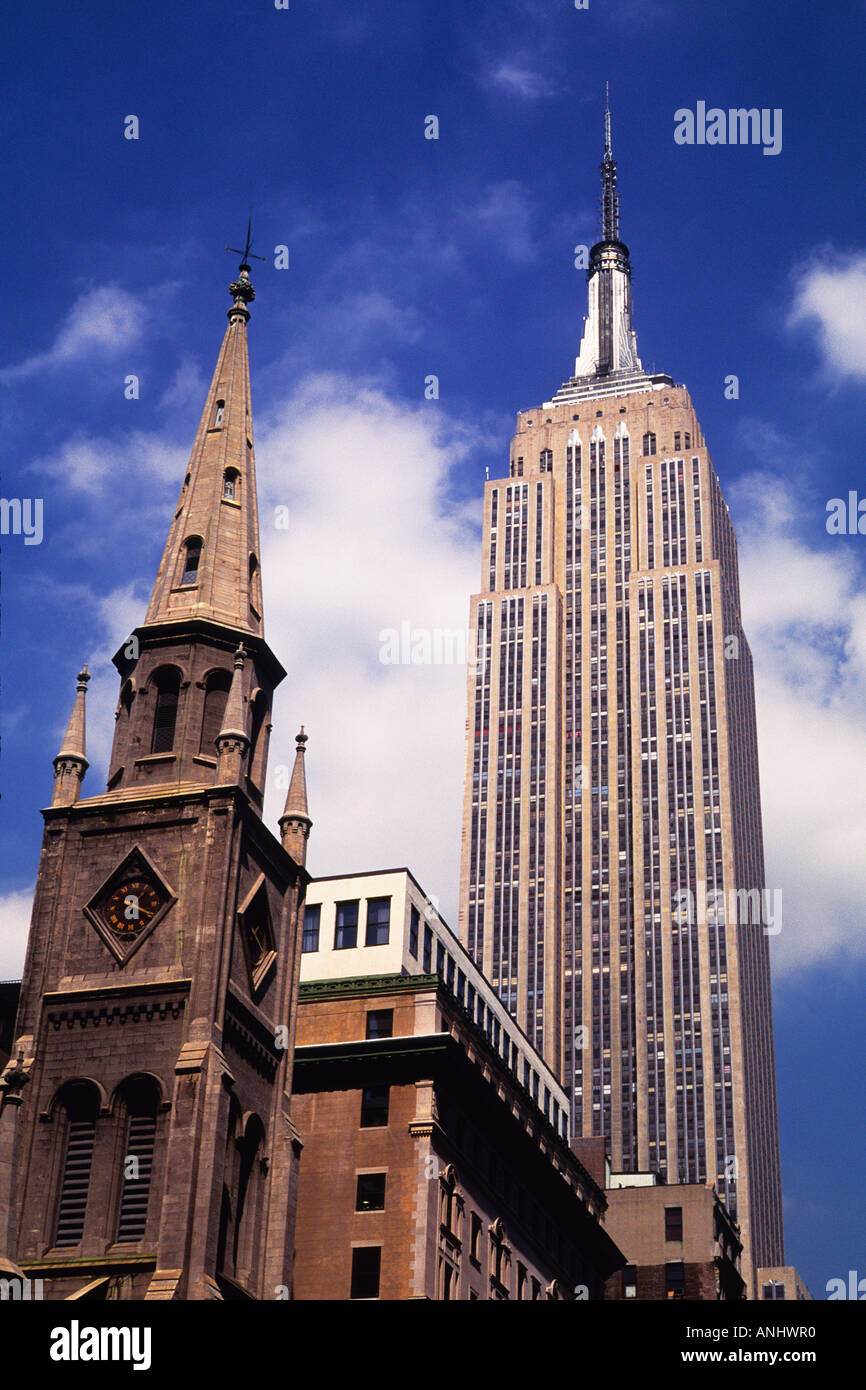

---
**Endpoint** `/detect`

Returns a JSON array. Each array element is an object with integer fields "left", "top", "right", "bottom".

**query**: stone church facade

[{"left": 0, "top": 259, "right": 312, "bottom": 1300}]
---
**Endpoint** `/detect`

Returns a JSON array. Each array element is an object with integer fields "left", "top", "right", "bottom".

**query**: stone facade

[{"left": 0, "top": 263, "right": 309, "bottom": 1301}]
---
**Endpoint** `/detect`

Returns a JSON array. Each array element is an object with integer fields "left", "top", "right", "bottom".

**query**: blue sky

[{"left": 2, "top": 0, "right": 865, "bottom": 1299}]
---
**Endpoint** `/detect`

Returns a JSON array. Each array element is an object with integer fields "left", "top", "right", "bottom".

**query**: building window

[
  {"left": 360, "top": 1085, "right": 389, "bottom": 1128},
  {"left": 53, "top": 1083, "right": 99, "bottom": 1248},
  {"left": 301, "top": 904, "right": 320, "bottom": 953},
  {"left": 685, "top": 431, "right": 691, "bottom": 448},
  {"left": 422, "top": 925, "right": 432, "bottom": 972},
  {"left": 335, "top": 900, "right": 359, "bottom": 950},
  {"left": 350, "top": 1246, "right": 381, "bottom": 1299},
  {"left": 408, "top": 905, "right": 419, "bottom": 958},
  {"left": 150, "top": 668, "right": 180, "bottom": 754},
  {"left": 115, "top": 1077, "right": 159, "bottom": 1244},
  {"left": 436, "top": 941, "right": 445, "bottom": 977},
  {"left": 180, "top": 537, "right": 202, "bottom": 586},
  {"left": 223, "top": 467, "right": 240, "bottom": 500},
  {"left": 665, "top": 1261, "right": 685, "bottom": 1298},
  {"left": 442, "top": 1262, "right": 454, "bottom": 1300},
  {"left": 665, "top": 1205, "right": 683, "bottom": 1242},
  {"left": 355, "top": 1173, "right": 386, "bottom": 1212},
  {"left": 642, "top": 432, "right": 657, "bottom": 457},
  {"left": 199, "top": 668, "right": 232, "bottom": 755},
  {"left": 674, "top": 432, "right": 681, "bottom": 451},
  {"left": 365, "top": 1009, "right": 393, "bottom": 1039},
  {"left": 517, "top": 1262, "right": 527, "bottom": 1300},
  {"left": 623, "top": 1265, "right": 637, "bottom": 1299},
  {"left": 213, "top": 400, "right": 225, "bottom": 428},
  {"left": 762, "top": 1280, "right": 786, "bottom": 1300},
  {"left": 365, "top": 897, "right": 390, "bottom": 947},
  {"left": 470, "top": 1212, "right": 482, "bottom": 1265}
]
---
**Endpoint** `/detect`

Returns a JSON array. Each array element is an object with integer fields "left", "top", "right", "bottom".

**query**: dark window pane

[
  {"left": 408, "top": 906, "right": 419, "bottom": 958},
  {"left": 365, "top": 897, "right": 390, "bottom": 947},
  {"left": 422, "top": 926, "right": 432, "bottom": 972},
  {"left": 335, "top": 900, "right": 359, "bottom": 950},
  {"left": 350, "top": 1246, "right": 381, "bottom": 1299},
  {"left": 366, "top": 1009, "right": 393, "bottom": 1039},
  {"left": 665, "top": 1205, "right": 683, "bottom": 1241},
  {"left": 360, "top": 1085, "right": 389, "bottom": 1128},
  {"left": 302, "top": 904, "right": 320, "bottom": 953},
  {"left": 355, "top": 1173, "right": 386, "bottom": 1212}
]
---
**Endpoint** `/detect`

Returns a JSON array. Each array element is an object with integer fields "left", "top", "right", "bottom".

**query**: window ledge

[
  {"left": 193, "top": 754, "right": 217, "bottom": 768},
  {"left": 134, "top": 754, "right": 176, "bottom": 767}
]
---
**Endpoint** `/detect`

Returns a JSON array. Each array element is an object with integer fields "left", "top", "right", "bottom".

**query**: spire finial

[{"left": 226, "top": 211, "right": 266, "bottom": 313}]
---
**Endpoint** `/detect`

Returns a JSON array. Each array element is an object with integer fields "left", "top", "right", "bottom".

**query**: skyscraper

[{"left": 457, "top": 100, "right": 784, "bottom": 1292}]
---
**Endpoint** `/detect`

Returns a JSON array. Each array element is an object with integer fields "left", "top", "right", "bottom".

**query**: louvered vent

[
  {"left": 116, "top": 1112, "right": 156, "bottom": 1242},
  {"left": 55, "top": 1119, "right": 96, "bottom": 1247}
]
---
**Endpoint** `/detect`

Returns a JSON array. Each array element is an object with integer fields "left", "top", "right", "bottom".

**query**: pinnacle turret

[
  {"left": 51, "top": 666, "right": 90, "bottom": 806},
  {"left": 279, "top": 728, "right": 312, "bottom": 866}
]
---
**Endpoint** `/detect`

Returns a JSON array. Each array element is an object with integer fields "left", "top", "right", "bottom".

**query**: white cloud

[
  {"left": 458, "top": 181, "right": 537, "bottom": 264},
  {"left": 256, "top": 374, "right": 481, "bottom": 924},
  {"left": 731, "top": 470, "right": 866, "bottom": 974},
  {"left": 788, "top": 250, "right": 866, "bottom": 379},
  {"left": 0, "top": 285, "right": 147, "bottom": 383},
  {"left": 0, "top": 889, "right": 33, "bottom": 978},
  {"left": 30, "top": 428, "right": 186, "bottom": 497},
  {"left": 484, "top": 60, "right": 555, "bottom": 101}
]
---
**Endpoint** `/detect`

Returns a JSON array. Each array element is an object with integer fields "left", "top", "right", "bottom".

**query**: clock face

[{"left": 103, "top": 877, "right": 162, "bottom": 934}]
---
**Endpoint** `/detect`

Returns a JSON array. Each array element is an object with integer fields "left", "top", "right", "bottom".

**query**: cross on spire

[{"left": 226, "top": 213, "right": 267, "bottom": 270}]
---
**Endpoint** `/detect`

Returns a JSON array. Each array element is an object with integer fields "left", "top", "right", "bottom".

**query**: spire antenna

[{"left": 604, "top": 81, "right": 612, "bottom": 156}]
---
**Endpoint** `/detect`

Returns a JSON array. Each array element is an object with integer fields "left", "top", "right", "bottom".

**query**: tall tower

[
  {"left": 458, "top": 98, "right": 784, "bottom": 1293},
  {"left": 0, "top": 256, "right": 310, "bottom": 1300}
]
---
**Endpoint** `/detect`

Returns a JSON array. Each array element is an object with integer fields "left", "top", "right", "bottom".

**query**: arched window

[
  {"left": 115, "top": 1076, "right": 159, "bottom": 1243},
  {"left": 223, "top": 468, "right": 240, "bottom": 501},
  {"left": 199, "top": 668, "right": 232, "bottom": 754},
  {"left": 150, "top": 667, "right": 181, "bottom": 754},
  {"left": 53, "top": 1081, "right": 100, "bottom": 1248},
  {"left": 180, "top": 537, "right": 202, "bottom": 587},
  {"left": 213, "top": 400, "right": 225, "bottom": 428}
]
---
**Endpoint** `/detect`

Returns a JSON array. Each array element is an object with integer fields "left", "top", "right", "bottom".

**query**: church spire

[
  {"left": 279, "top": 728, "right": 312, "bottom": 866},
  {"left": 51, "top": 666, "right": 90, "bottom": 806},
  {"left": 144, "top": 251, "right": 265, "bottom": 636},
  {"left": 107, "top": 243, "right": 286, "bottom": 806}
]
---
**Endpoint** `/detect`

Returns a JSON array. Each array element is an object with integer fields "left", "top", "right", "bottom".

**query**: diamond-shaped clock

[{"left": 83, "top": 847, "right": 177, "bottom": 965}]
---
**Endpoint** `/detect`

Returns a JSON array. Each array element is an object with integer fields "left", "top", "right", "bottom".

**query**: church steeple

[
  {"left": 145, "top": 260, "right": 264, "bottom": 634},
  {"left": 107, "top": 250, "right": 286, "bottom": 806}
]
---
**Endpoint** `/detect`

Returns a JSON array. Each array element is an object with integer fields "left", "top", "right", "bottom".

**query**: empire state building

[{"left": 457, "top": 101, "right": 784, "bottom": 1290}]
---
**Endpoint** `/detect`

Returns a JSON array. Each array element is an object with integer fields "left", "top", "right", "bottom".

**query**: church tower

[{"left": 0, "top": 254, "right": 310, "bottom": 1300}]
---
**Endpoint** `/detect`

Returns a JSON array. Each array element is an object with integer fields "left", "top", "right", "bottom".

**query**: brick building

[
  {"left": 292, "top": 870, "right": 625, "bottom": 1299},
  {"left": 0, "top": 257, "right": 311, "bottom": 1300},
  {"left": 602, "top": 1173, "right": 745, "bottom": 1300}
]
